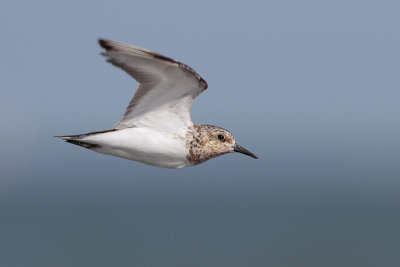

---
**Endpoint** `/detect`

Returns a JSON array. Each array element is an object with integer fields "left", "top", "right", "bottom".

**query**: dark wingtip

[{"left": 98, "top": 39, "right": 112, "bottom": 50}]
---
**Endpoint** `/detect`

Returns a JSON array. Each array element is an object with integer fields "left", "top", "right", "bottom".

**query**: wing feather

[{"left": 98, "top": 39, "right": 208, "bottom": 130}]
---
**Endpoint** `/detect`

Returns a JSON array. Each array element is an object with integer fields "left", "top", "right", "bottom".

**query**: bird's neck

[{"left": 185, "top": 124, "right": 224, "bottom": 165}]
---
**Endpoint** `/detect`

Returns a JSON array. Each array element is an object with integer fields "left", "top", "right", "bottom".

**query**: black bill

[{"left": 233, "top": 144, "right": 258, "bottom": 159}]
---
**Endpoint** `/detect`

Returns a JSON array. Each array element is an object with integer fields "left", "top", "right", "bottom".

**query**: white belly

[{"left": 80, "top": 127, "right": 191, "bottom": 168}]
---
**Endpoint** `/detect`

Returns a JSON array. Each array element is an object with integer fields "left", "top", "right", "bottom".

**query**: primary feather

[{"left": 99, "top": 39, "right": 207, "bottom": 130}]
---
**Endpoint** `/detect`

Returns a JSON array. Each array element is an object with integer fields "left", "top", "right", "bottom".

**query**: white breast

[{"left": 80, "top": 127, "right": 191, "bottom": 168}]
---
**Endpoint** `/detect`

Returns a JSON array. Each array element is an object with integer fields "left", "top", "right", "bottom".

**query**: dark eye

[{"left": 217, "top": 134, "right": 225, "bottom": 141}]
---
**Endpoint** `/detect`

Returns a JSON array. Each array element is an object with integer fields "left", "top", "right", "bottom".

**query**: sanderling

[{"left": 57, "top": 39, "right": 258, "bottom": 168}]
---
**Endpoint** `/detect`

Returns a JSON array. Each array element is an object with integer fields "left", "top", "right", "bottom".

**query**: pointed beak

[{"left": 233, "top": 144, "right": 258, "bottom": 159}]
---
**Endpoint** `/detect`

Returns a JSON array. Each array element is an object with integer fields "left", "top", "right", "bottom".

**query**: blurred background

[{"left": 1, "top": 1, "right": 400, "bottom": 266}]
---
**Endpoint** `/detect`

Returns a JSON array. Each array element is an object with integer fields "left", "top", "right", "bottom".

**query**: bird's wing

[{"left": 99, "top": 39, "right": 208, "bottom": 130}]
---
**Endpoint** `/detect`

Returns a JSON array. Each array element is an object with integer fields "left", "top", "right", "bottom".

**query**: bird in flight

[{"left": 57, "top": 39, "right": 258, "bottom": 168}]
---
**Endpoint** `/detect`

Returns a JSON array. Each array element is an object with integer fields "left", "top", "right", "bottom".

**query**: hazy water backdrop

[{"left": 1, "top": 1, "right": 400, "bottom": 266}]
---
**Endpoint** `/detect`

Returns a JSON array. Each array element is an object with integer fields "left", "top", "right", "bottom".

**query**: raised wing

[{"left": 99, "top": 39, "right": 208, "bottom": 130}]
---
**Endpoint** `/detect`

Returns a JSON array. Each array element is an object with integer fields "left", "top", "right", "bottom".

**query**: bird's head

[{"left": 187, "top": 125, "right": 258, "bottom": 165}]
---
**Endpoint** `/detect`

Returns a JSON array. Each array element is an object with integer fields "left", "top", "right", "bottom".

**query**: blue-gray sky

[{"left": 1, "top": 1, "right": 400, "bottom": 266}]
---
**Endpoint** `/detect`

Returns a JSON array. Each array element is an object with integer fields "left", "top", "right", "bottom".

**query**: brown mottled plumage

[{"left": 186, "top": 125, "right": 235, "bottom": 165}]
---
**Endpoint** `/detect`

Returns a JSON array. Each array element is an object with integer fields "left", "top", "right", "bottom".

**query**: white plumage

[{"left": 58, "top": 39, "right": 257, "bottom": 168}]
